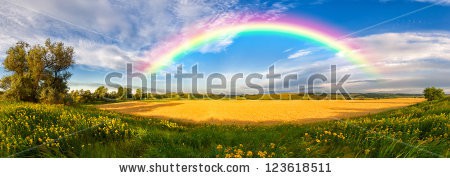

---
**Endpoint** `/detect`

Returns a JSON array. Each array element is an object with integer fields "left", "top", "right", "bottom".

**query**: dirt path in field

[{"left": 96, "top": 98, "right": 424, "bottom": 124}]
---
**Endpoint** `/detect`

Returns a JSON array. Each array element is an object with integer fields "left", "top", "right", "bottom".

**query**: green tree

[
  {"left": 70, "top": 90, "right": 81, "bottom": 103},
  {"left": 39, "top": 39, "right": 74, "bottom": 104},
  {"left": 27, "top": 44, "right": 46, "bottom": 101},
  {"left": 94, "top": 86, "right": 108, "bottom": 99},
  {"left": 2, "top": 42, "right": 35, "bottom": 101},
  {"left": 134, "top": 88, "right": 142, "bottom": 100},
  {"left": 80, "top": 89, "right": 93, "bottom": 103},
  {"left": 117, "top": 86, "right": 124, "bottom": 99},
  {"left": 109, "top": 91, "right": 117, "bottom": 99},
  {"left": 423, "top": 87, "right": 446, "bottom": 101},
  {"left": 122, "top": 87, "right": 132, "bottom": 99},
  {"left": 0, "top": 76, "right": 12, "bottom": 91},
  {"left": 1, "top": 39, "right": 74, "bottom": 104}
]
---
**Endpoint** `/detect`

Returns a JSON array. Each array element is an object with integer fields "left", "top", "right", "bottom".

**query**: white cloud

[
  {"left": 414, "top": 0, "right": 450, "bottom": 5},
  {"left": 198, "top": 35, "right": 234, "bottom": 53},
  {"left": 0, "top": 34, "right": 18, "bottom": 59},
  {"left": 353, "top": 32, "right": 450, "bottom": 69},
  {"left": 282, "top": 48, "right": 293, "bottom": 53},
  {"left": 0, "top": 0, "right": 292, "bottom": 70},
  {"left": 73, "top": 40, "right": 139, "bottom": 69},
  {"left": 269, "top": 32, "right": 450, "bottom": 93},
  {"left": 0, "top": 0, "right": 237, "bottom": 67},
  {"left": 287, "top": 50, "right": 312, "bottom": 59}
]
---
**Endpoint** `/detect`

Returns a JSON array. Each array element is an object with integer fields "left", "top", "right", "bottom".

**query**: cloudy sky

[{"left": 0, "top": 0, "right": 449, "bottom": 94}]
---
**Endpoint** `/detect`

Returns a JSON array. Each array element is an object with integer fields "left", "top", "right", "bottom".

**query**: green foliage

[
  {"left": 94, "top": 86, "right": 108, "bottom": 100},
  {"left": 0, "top": 76, "right": 11, "bottom": 91},
  {"left": 66, "top": 87, "right": 123, "bottom": 105},
  {"left": 1, "top": 39, "right": 74, "bottom": 104},
  {"left": 124, "top": 87, "right": 132, "bottom": 99},
  {"left": 68, "top": 89, "right": 95, "bottom": 104},
  {"left": 134, "top": 88, "right": 142, "bottom": 100},
  {"left": 1, "top": 99, "right": 449, "bottom": 158},
  {"left": 39, "top": 87, "right": 65, "bottom": 104},
  {"left": 117, "top": 86, "right": 124, "bottom": 99},
  {"left": 109, "top": 91, "right": 118, "bottom": 99},
  {"left": 115, "top": 87, "right": 133, "bottom": 100},
  {"left": 423, "top": 87, "right": 446, "bottom": 101},
  {"left": 0, "top": 102, "right": 130, "bottom": 157}
]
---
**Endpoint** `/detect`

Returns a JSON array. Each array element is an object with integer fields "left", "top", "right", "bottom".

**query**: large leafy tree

[
  {"left": 423, "top": 87, "right": 446, "bottom": 101},
  {"left": 2, "top": 42, "right": 35, "bottom": 101},
  {"left": 1, "top": 39, "right": 74, "bottom": 103}
]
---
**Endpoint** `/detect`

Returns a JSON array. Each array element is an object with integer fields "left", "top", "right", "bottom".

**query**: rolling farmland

[{"left": 97, "top": 98, "right": 425, "bottom": 124}]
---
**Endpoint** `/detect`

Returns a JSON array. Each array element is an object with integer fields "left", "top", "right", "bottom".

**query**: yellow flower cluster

[
  {"left": 215, "top": 143, "right": 279, "bottom": 158},
  {"left": 159, "top": 120, "right": 185, "bottom": 130},
  {"left": 0, "top": 102, "right": 131, "bottom": 157}
]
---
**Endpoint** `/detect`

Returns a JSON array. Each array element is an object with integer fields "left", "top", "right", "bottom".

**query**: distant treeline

[
  {"left": 61, "top": 85, "right": 425, "bottom": 104},
  {"left": 0, "top": 84, "right": 428, "bottom": 104},
  {"left": 144, "top": 92, "right": 423, "bottom": 100}
]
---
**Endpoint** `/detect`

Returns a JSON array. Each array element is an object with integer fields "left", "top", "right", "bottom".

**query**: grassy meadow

[{"left": 0, "top": 98, "right": 449, "bottom": 158}]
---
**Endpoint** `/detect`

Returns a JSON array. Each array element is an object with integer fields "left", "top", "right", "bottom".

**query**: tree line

[{"left": 68, "top": 86, "right": 137, "bottom": 104}]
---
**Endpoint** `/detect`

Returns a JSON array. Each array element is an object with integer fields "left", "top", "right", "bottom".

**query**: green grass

[{"left": 0, "top": 99, "right": 448, "bottom": 158}]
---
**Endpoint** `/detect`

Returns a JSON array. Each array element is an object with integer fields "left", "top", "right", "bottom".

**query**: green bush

[{"left": 423, "top": 87, "right": 445, "bottom": 101}]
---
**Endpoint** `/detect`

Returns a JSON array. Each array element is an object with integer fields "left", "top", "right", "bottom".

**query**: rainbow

[{"left": 138, "top": 17, "right": 377, "bottom": 75}]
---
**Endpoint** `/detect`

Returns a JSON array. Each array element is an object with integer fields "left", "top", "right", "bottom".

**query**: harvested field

[{"left": 96, "top": 98, "right": 424, "bottom": 124}]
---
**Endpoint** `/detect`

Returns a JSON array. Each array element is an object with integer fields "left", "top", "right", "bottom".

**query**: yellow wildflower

[
  {"left": 246, "top": 151, "right": 253, "bottom": 157},
  {"left": 270, "top": 143, "right": 276, "bottom": 149},
  {"left": 235, "top": 149, "right": 244, "bottom": 156},
  {"left": 257, "top": 151, "right": 267, "bottom": 158}
]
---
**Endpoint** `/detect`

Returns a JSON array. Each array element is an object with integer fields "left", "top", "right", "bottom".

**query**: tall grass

[{"left": 0, "top": 99, "right": 448, "bottom": 158}]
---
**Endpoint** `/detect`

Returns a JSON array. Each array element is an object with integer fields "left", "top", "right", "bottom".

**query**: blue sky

[{"left": 1, "top": 0, "right": 450, "bottom": 94}]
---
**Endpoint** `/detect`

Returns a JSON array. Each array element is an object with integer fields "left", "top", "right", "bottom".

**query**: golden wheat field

[{"left": 96, "top": 98, "right": 424, "bottom": 124}]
